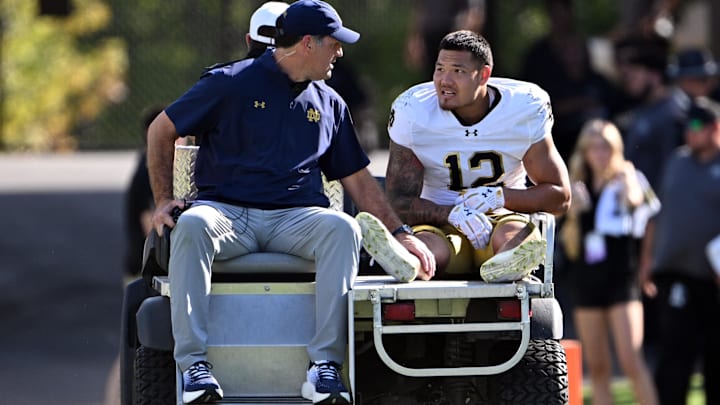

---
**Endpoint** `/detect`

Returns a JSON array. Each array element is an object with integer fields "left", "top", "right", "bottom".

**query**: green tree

[
  {"left": 1, "top": 0, "right": 126, "bottom": 151},
  {"left": 1, "top": 0, "right": 620, "bottom": 151}
]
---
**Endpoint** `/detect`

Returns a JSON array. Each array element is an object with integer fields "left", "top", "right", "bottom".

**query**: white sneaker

[
  {"left": 480, "top": 239, "right": 546, "bottom": 282},
  {"left": 301, "top": 361, "right": 351, "bottom": 404},
  {"left": 356, "top": 212, "right": 419, "bottom": 282},
  {"left": 182, "top": 361, "right": 223, "bottom": 404}
]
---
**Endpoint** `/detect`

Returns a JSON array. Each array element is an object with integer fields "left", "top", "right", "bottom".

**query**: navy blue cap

[
  {"left": 278, "top": 0, "right": 359, "bottom": 44},
  {"left": 668, "top": 48, "right": 718, "bottom": 79}
]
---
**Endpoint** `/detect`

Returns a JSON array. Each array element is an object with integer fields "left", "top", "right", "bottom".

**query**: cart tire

[
  {"left": 120, "top": 279, "right": 157, "bottom": 405},
  {"left": 489, "top": 339, "right": 569, "bottom": 404},
  {"left": 134, "top": 345, "right": 176, "bottom": 405}
]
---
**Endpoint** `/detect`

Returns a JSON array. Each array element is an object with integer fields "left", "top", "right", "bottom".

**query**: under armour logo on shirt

[{"left": 465, "top": 129, "right": 478, "bottom": 137}]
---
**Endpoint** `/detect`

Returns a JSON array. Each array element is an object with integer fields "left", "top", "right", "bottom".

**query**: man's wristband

[{"left": 391, "top": 224, "right": 414, "bottom": 236}]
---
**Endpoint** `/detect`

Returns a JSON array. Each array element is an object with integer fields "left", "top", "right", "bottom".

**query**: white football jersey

[{"left": 388, "top": 77, "right": 553, "bottom": 206}]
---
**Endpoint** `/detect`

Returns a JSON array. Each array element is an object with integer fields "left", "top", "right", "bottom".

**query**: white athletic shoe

[
  {"left": 480, "top": 239, "right": 546, "bottom": 283},
  {"left": 356, "top": 212, "right": 419, "bottom": 282},
  {"left": 301, "top": 361, "right": 351, "bottom": 404},
  {"left": 182, "top": 361, "right": 223, "bottom": 404}
]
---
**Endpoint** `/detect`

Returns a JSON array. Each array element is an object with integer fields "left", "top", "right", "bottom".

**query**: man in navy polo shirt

[{"left": 146, "top": 1, "right": 436, "bottom": 404}]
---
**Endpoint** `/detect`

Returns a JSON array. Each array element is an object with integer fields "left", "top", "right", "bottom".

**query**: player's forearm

[
  {"left": 386, "top": 178, "right": 451, "bottom": 226},
  {"left": 503, "top": 183, "right": 570, "bottom": 216},
  {"left": 394, "top": 196, "right": 452, "bottom": 227}
]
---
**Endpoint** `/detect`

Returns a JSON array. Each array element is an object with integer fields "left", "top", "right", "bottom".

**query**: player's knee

[{"left": 490, "top": 220, "right": 535, "bottom": 251}]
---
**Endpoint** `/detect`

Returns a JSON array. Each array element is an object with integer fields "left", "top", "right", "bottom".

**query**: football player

[{"left": 359, "top": 30, "right": 571, "bottom": 283}]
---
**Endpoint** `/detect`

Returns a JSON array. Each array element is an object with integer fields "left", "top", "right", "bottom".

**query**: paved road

[
  {"left": 0, "top": 152, "right": 136, "bottom": 404},
  {"left": 0, "top": 150, "right": 391, "bottom": 404}
]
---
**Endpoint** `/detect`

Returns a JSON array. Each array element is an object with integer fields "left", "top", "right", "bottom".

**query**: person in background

[
  {"left": 104, "top": 105, "right": 166, "bottom": 405},
  {"left": 325, "top": 58, "right": 378, "bottom": 152},
  {"left": 640, "top": 97, "right": 720, "bottom": 405},
  {"left": 404, "top": 0, "right": 486, "bottom": 79},
  {"left": 611, "top": 33, "right": 686, "bottom": 351},
  {"left": 202, "top": 1, "right": 289, "bottom": 72},
  {"left": 146, "top": 1, "right": 435, "bottom": 403},
  {"left": 668, "top": 47, "right": 719, "bottom": 100},
  {"left": 245, "top": 1, "right": 289, "bottom": 58},
  {"left": 610, "top": 0, "right": 682, "bottom": 40},
  {"left": 123, "top": 105, "right": 166, "bottom": 283},
  {"left": 612, "top": 34, "right": 685, "bottom": 191},
  {"left": 519, "top": 0, "right": 619, "bottom": 162},
  {"left": 561, "top": 119, "right": 659, "bottom": 405}
]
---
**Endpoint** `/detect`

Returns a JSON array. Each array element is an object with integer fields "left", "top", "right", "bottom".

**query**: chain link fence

[
  {"left": 78, "top": 0, "right": 422, "bottom": 150},
  {"left": 6, "top": 0, "right": 624, "bottom": 151}
]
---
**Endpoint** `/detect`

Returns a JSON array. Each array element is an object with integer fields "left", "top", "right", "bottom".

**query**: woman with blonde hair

[{"left": 562, "top": 119, "right": 660, "bottom": 405}]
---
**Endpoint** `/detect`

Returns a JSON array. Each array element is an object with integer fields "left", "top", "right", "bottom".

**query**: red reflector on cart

[
  {"left": 383, "top": 302, "right": 415, "bottom": 321},
  {"left": 497, "top": 300, "right": 530, "bottom": 320}
]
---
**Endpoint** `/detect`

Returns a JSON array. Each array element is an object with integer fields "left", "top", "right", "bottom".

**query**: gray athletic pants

[{"left": 169, "top": 200, "right": 360, "bottom": 371}]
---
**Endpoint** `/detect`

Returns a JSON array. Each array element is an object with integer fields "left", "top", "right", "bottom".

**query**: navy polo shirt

[{"left": 165, "top": 50, "right": 370, "bottom": 209}]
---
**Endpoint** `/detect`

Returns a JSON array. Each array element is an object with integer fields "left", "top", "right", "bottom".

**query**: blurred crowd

[
  {"left": 395, "top": 0, "right": 719, "bottom": 403},
  {"left": 502, "top": 1, "right": 718, "bottom": 404}
]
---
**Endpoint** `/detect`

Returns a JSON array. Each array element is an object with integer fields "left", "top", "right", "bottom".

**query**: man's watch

[{"left": 391, "top": 224, "right": 414, "bottom": 236}]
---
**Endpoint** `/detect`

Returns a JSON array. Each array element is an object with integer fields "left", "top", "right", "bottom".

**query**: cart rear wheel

[
  {"left": 489, "top": 339, "right": 569, "bottom": 404},
  {"left": 134, "top": 345, "right": 175, "bottom": 405}
]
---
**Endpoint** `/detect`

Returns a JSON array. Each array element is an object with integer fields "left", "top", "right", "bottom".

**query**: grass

[{"left": 582, "top": 374, "right": 705, "bottom": 404}]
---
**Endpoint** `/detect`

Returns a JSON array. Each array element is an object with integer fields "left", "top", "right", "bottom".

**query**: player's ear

[{"left": 480, "top": 64, "right": 492, "bottom": 83}]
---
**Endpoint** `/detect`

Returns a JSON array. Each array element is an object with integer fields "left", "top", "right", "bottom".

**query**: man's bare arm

[
  {"left": 639, "top": 218, "right": 657, "bottom": 296},
  {"left": 342, "top": 168, "right": 403, "bottom": 231},
  {"left": 385, "top": 141, "right": 452, "bottom": 226},
  {"left": 505, "top": 136, "right": 571, "bottom": 216},
  {"left": 146, "top": 111, "right": 183, "bottom": 234}
]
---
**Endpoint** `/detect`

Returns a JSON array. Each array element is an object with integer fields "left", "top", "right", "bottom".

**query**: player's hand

[
  {"left": 152, "top": 199, "right": 185, "bottom": 236},
  {"left": 448, "top": 204, "right": 493, "bottom": 249},
  {"left": 455, "top": 186, "right": 504, "bottom": 213}
]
